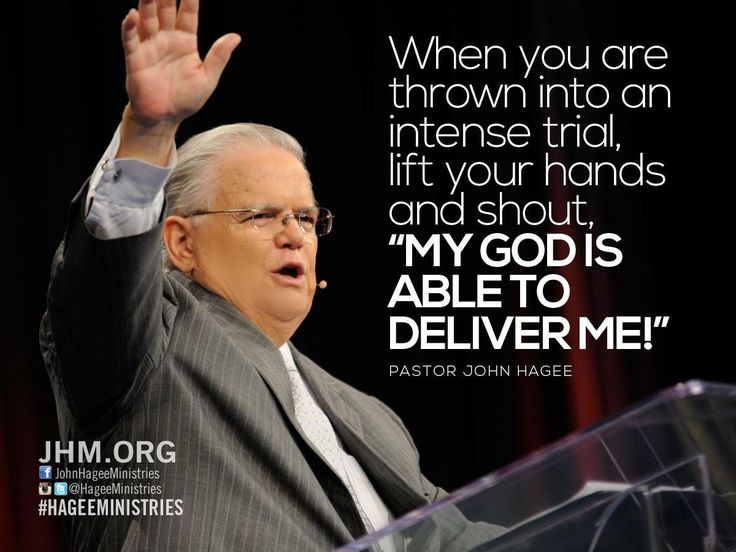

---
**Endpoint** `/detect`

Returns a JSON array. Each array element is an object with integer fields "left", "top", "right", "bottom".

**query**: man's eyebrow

[
  {"left": 242, "top": 203, "right": 281, "bottom": 211},
  {"left": 295, "top": 203, "right": 320, "bottom": 212},
  {"left": 241, "top": 203, "right": 318, "bottom": 212}
]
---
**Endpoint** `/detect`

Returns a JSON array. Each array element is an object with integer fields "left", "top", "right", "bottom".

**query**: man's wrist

[{"left": 117, "top": 104, "right": 179, "bottom": 167}]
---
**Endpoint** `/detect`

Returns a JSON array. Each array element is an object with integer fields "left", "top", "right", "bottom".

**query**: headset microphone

[{"left": 318, "top": 280, "right": 327, "bottom": 289}]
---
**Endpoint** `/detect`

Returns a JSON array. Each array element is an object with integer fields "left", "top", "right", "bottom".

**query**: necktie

[{"left": 283, "top": 359, "right": 349, "bottom": 483}]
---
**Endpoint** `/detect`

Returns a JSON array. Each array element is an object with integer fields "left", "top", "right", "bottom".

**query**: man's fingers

[
  {"left": 176, "top": 0, "right": 199, "bottom": 34},
  {"left": 137, "top": 0, "right": 159, "bottom": 40},
  {"left": 158, "top": 0, "right": 177, "bottom": 31},
  {"left": 203, "top": 33, "right": 242, "bottom": 84},
  {"left": 121, "top": 9, "right": 141, "bottom": 55}
]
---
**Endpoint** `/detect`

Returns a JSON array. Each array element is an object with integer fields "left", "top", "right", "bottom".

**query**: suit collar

[{"left": 170, "top": 271, "right": 360, "bottom": 466}]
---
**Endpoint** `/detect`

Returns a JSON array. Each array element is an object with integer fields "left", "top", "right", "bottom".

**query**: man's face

[{"left": 189, "top": 143, "right": 318, "bottom": 341}]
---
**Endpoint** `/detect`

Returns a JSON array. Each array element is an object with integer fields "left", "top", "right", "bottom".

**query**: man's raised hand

[
  {"left": 121, "top": 0, "right": 240, "bottom": 127},
  {"left": 115, "top": 0, "right": 239, "bottom": 164}
]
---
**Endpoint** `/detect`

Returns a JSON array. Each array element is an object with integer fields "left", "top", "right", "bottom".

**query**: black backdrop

[{"left": 1, "top": 1, "right": 731, "bottom": 550}]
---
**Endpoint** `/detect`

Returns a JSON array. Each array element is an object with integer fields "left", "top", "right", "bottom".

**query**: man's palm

[{"left": 121, "top": 0, "right": 240, "bottom": 126}]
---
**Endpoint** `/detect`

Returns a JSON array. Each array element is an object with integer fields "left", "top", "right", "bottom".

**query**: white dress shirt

[{"left": 84, "top": 129, "right": 396, "bottom": 549}]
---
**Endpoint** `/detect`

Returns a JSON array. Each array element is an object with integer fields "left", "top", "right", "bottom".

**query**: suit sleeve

[{"left": 40, "top": 180, "right": 167, "bottom": 423}]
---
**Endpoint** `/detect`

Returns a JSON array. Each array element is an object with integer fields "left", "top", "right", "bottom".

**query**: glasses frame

[{"left": 185, "top": 206, "right": 334, "bottom": 236}]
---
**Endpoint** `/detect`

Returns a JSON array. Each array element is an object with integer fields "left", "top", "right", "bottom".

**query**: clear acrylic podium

[{"left": 336, "top": 381, "right": 736, "bottom": 552}]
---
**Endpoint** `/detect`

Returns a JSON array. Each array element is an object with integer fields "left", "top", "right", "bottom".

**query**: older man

[{"left": 40, "top": 1, "right": 502, "bottom": 550}]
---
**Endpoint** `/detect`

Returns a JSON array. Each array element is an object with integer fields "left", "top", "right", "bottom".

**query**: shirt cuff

[{"left": 85, "top": 125, "right": 177, "bottom": 240}]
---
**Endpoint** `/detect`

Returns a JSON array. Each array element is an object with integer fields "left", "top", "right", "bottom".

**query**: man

[{"left": 40, "top": 0, "right": 502, "bottom": 550}]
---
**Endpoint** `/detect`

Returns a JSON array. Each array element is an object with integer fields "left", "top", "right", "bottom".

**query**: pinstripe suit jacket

[{"left": 40, "top": 183, "right": 501, "bottom": 551}]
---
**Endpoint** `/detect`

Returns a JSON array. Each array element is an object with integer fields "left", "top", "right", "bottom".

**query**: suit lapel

[
  {"left": 170, "top": 272, "right": 361, "bottom": 540},
  {"left": 173, "top": 271, "right": 294, "bottom": 409},
  {"left": 170, "top": 272, "right": 425, "bottom": 528},
  {"left": 170, "top": 273, "right": 359, "bottom": 481}
]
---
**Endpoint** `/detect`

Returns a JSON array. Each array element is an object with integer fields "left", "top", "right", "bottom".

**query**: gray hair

[{"left": 162, "top": 123, "right": 309, "bottom": 270}]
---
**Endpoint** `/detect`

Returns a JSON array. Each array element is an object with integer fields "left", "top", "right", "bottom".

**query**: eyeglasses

[{"left": 185, "top": 206, "right": 334, "bottom": 236}]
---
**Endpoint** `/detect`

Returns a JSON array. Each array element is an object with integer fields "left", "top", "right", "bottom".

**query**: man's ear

[{"left": 163, "top": 215, "right": 197, "bottom": 274}]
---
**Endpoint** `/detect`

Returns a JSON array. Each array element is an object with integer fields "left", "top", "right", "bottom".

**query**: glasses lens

[
  {"left": 249, "top": 209, "right": 280, "bottom": 228},
  {"left": 315, "top": 208, "right": 333, "bottom": 236},
  {"left": 295, "top": 209, "right": 318, "bottom": 232}
]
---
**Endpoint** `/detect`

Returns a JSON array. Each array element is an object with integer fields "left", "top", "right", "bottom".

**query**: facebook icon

[{"left": 39, "top": 465, "right": 52, "bottom": 480}]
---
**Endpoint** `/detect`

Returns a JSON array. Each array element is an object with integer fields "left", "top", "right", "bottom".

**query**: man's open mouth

[{"left": 273, "top": 262, "right": 305, "bottom": 280}]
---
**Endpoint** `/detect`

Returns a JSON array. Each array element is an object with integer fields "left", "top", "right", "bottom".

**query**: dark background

[{"left": 1, "top": 0, "right": 730, "bottom": 550}]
